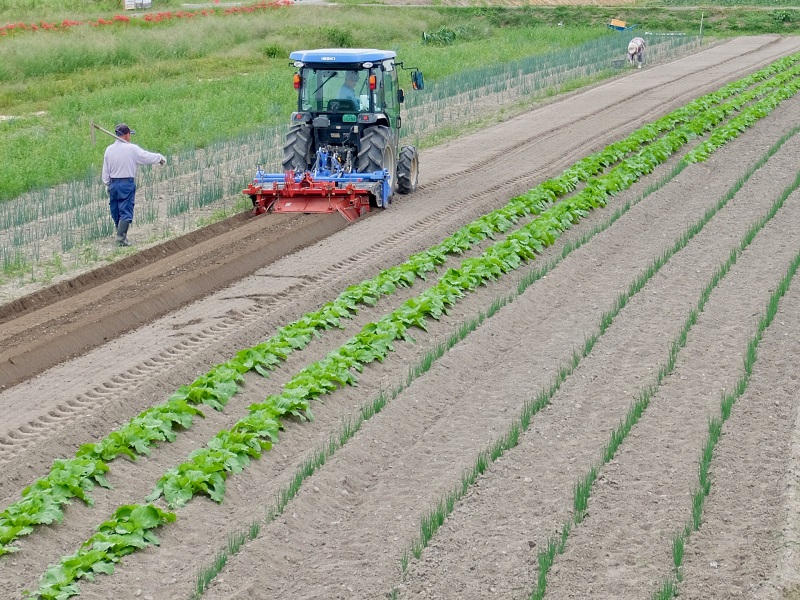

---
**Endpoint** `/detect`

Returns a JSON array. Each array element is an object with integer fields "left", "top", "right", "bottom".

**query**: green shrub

[
  {"left": 422, "top": 24, "right": 488, "bottom": 46},
  {"left": 773, "top": 10, "right": 793, "bottom": 23},
  {"left": 262, "top": 43, "right": 284, "bottom": 59},
  {"left": 321, "top": 26, "right": 355, "bottom": 48}
]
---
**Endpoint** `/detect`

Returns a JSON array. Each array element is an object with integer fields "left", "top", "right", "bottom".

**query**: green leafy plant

[{"left": 29, "top": 504, "right": 175, "bottom": 600}]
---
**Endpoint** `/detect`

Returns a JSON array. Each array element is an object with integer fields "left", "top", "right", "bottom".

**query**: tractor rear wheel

[
  {"left": 282, "top": 125, "right": 313, "bottom": 173},
  {"left": 397, "top": 145, "right": 419, "bottom": 194},
  {"left": 356, "top": 126, "right": 397, "bottom": 207}
]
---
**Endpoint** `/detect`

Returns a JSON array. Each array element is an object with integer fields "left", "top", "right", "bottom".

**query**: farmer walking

[
  {"left": 101, "top": 123, "right": 166, "bottom": 247},
  {"left": 628, "top": 37, "right": 646, "bottom": 68}
]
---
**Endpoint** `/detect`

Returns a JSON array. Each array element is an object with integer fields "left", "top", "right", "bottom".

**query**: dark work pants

[{"left": 108, "top": 177, "right": 136, "bottom": 226}]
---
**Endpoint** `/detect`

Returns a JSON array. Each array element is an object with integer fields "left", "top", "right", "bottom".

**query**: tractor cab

[
  {"left": 288, "top": 49, "right": 413, "bottom": 152},
  {"left": 294, "top": 66, "right": 392, "bottom": 151}
]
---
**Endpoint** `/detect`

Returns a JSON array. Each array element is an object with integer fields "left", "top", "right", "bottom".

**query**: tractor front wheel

[
  {"left": 356, "top": 126, "right": 397, "bottom": 207},
  {"left": 282, "top": 125, "right": 313, "bottom": 173},
  {"left": 397, "top": 145, "right": 419, "bottom": 194}
]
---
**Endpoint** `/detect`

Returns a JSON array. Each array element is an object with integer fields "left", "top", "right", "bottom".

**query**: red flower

[{"left": 0, "top": 0, "right": 293, "bottom": 38}]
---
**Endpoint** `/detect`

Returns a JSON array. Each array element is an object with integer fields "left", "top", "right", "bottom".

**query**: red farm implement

[{"left": 243, "top": 169, "right": 377, "bottom": 223}]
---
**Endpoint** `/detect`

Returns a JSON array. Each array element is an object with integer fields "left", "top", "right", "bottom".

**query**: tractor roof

[{"left": 289, "top": 48, "right": 397, "bottom": 65}]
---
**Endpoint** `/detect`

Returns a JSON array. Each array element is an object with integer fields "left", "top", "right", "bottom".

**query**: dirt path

[{"left": 2, "top": 35, "right": 800, "bottom": 600}]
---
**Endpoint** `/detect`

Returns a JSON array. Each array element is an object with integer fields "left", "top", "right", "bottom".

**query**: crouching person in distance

[
  {"left": 628, "top": 37, "right": 646, "bottom": 68},
  {"left": 101, "top": 123, "right": 166, "bottom": 247}
]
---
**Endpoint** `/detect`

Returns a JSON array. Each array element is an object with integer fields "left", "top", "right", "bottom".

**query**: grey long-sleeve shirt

[{"left": 102, "top": 140, "right": 165, "bottom": 185}]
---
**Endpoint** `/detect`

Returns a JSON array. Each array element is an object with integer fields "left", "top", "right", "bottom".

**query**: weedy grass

[
  {"left": 0, "top": 5, "right": 613, "bottom": 201},
  {"left": 0, "top": 30, "right": 703, "bottom": 290}
]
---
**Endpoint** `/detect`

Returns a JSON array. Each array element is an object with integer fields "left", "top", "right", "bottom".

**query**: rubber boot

[{"left": 116, "top": 220, "right": 132, "bottom": 247}]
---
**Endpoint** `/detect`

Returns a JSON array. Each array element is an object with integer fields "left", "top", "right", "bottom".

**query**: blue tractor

[{"left": 244, "top": 48, "right": 424, "bottom": 222}]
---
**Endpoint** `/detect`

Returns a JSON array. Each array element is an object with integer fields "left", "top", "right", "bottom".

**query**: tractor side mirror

[
  {"left": 398, "top": 89, "right": 405, "bottom": 104},
  {"left": 411, "top": 71, "right": 424, "bottom": 90}
]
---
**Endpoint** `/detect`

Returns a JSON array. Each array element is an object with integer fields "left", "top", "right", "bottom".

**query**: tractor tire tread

[
  {"left": 356, "top": 126, "right": 397, "bottom": 207},
  {"left": 397, "top": 145, "right": 419, "bottom": 194},
  {"left": 282, "top": 125, "right": 313, "bottom": 173}
]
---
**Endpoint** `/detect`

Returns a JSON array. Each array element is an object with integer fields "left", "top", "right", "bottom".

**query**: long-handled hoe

[{"left": 90, "top": 120, "right": 129, "bottom": 145}]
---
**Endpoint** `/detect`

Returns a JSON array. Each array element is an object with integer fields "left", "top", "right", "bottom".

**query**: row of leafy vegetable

[
  {"left": 0, "top": 49, "right": 797, "bottom": 562},
  {"left": 21, "top": 55, "right": 800, "bottom": 600},
  {"left": 2, "top": 55, "right": 797, "bottom": 566}
]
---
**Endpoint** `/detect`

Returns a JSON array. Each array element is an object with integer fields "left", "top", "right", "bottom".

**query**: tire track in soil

[
  {"left": 1, "top": 33, "right": 787, "bottom": 365},
  {"left": 49, "top": 140, "right": 684, "bottom": 597},
  {"left": 3, "top": 36, "right": 800, "bottom": 600},
  {"left": 0, "top": 77, "right": 692, "bottom": 600},
  {"left": 0, "top": 32, "right": 773, "bottom": 375},
  {"left": 0, "top": 36, "right": 792, "bottom": 472},
  {"left": 0, "top": 213, "right": 345, "bottom": 390}
]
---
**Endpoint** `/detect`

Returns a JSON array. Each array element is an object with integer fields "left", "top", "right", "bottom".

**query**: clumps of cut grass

[{"left": 422, "top": 25, "right": 487, "bottom": 46}]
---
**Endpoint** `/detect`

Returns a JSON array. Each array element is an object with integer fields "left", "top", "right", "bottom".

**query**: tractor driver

[{"left": 338, "top": 71, "right": 360, "bottom": 104}]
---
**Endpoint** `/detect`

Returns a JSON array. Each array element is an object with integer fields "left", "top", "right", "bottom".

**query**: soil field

[{"left": 2, "top": 35, "right": 800, "bottom": 600}]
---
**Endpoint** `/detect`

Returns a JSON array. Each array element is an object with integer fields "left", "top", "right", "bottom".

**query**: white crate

[{"left": 125, "top": 0, "right": 152, "bottom": 9}]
